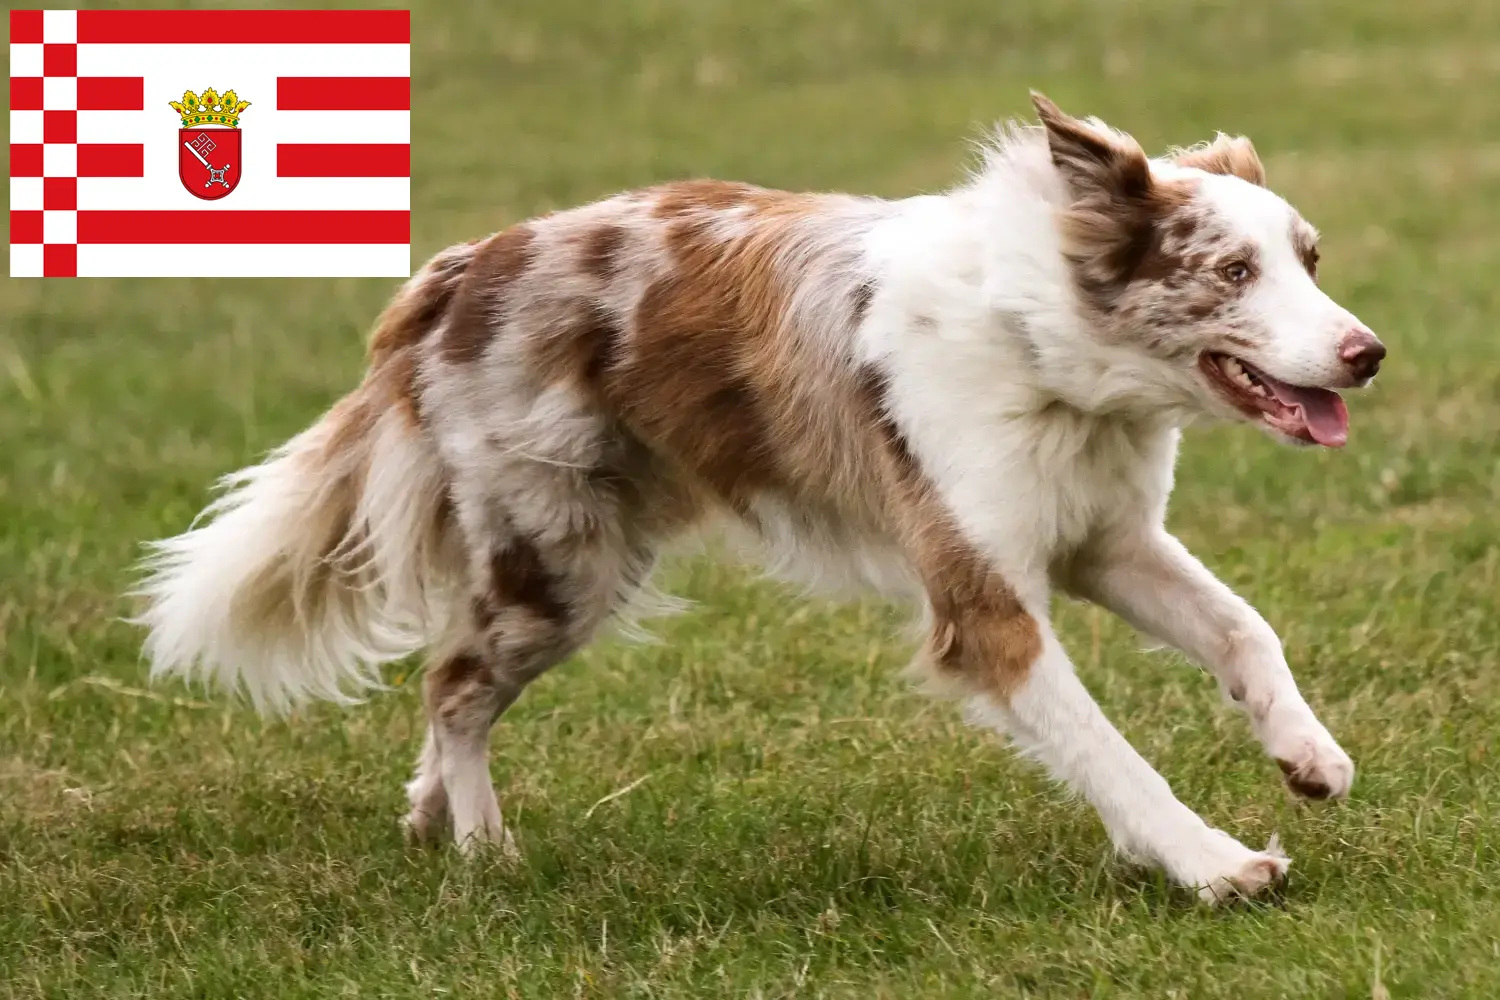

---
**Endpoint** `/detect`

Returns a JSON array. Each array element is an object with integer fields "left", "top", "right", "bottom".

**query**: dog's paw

[
  {"left": 1272, "top": 734, "right": 1355, "bottom": 800},
  {"left": 1257, "top": 701, "right": 1355, "bottom": 800},
  {"left": 1194, "top": 834, "right": 1290, "bottom": 905},
  {"left": 1163, "top": 827, "right": 1290, "bottom": 905}
]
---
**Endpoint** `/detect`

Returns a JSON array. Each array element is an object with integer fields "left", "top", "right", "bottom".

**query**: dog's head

[{"left": 1033, "top": 92, "right": 1383, "bottom": 447}]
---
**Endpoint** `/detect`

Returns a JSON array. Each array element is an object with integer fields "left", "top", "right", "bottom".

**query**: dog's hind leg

[
  {"left": 422, "top": 644, "right": 525, "bottom": 855},
  {"left": 400, "top": 418, "right": 687, "bottom": 852},
  {"left": 402, "top": 724, "right": 449, "bottom": 844},
  {"left": 405, "top": 521, "right": 645, "bottom": 854}
]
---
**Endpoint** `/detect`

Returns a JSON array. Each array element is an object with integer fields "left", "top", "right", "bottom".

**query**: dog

[{"left": 136, "top": 93, "right": 1385, "bottom": 902}]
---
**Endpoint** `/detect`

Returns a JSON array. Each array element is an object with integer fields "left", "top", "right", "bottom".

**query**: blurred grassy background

[{"left": 4, "top": 1, "right": 1500, "bottom": 997}]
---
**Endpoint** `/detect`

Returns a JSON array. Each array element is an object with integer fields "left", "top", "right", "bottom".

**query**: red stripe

[
  {"left": 277, "top": 76, "right": 409, "bottom": 111},
  {"left": 77, "top": 143, "right": 144, "bottom": 177},
  {"left": 78, "top": 77, "right": 145, "bottom": 111},
  {"left": 78, "top": 211, "right": 410, "bottom": 244},
  {"left": 11, "top": 143, "right": 42, "bottom": 177},
  {"left": 11, "top": 210, "right": 42, "bottom": 244},
  {"left": 77, "top": 10, "right": 409, "bottom": 45},
  {"left": 11, "top": 77, "right": 42, "bottom": 110},
  {"left": 11, "top": 10, "right": 43, "bottom": 44},
  {"left": 278, "top": 143, "right": 409, "bottom": 178}
]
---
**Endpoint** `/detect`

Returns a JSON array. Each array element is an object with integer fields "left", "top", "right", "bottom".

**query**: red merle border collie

[{"left": 137, "top": 93, "right": 1385, "bottom": 903}]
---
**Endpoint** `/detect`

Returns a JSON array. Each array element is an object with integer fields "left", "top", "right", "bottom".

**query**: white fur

[{"left": 852, "top": 125, "right": 1358, "bottom": 897}]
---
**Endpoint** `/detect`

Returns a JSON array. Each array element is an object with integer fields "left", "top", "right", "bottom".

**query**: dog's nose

[{"left": 1339, "top": 328, "right": 1386, "bottom": 380}]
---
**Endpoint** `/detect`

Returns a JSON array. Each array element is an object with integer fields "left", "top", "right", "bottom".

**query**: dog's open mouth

[{"left": 1199, "top": 352, "right": 1349, "bottom": 447}]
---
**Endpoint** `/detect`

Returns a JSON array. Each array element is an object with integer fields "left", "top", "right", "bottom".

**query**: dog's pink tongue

[{"left": 1270, "top": 382, "right": 1349, "bottom": 447}]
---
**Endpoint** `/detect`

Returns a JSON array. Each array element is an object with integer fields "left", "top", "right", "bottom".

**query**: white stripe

[
  {"left": 77, "top": 243, "right": 412, "bottom": 278},
  {"left": 11, "top": 110, "right": 43, "bottom": 145},
  {"left": 10, "top": 244, "right": 43, "bottom": 279},
  {"left": 42, "top": 9, "right": 77, "bottom": 44},
  {"left": 78, "top": 109, "right": 410, "bottom": 145},
  {"left": 11, "top": 177, "right": 44, "bottom": 211},
  {"left": 10, "top": 44, "right": 42, "bottom": 78},
  {"left": 79, "top": 176, "right": 409, "bottom": 211},
  {"left": 255, "top": 111, "right": 410, "bottom": 145},
  {"left": 79, "top": 43, "right": 409, "bottom": 79}
]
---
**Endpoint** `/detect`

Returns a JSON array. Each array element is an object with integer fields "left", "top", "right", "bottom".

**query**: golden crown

[{"left": 169, "top": 87, "right": 250, "bottom": 129}]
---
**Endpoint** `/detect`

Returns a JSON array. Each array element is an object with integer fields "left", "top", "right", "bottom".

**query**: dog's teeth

[{"left": 1217, "top": 356, "right": 1265, "bottom": 395}]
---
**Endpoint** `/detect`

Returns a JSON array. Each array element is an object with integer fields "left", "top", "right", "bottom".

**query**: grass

[{"left": 4, "top": 0, "right": 1500, "bottom": 996}]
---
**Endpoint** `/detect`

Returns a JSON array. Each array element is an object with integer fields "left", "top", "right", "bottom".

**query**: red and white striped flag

[{"left": 9, "top": 9, "right": 410, "bottom": 278}]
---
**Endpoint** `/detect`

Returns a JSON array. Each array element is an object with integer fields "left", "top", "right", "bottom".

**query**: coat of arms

[{"left": 169, "top": 87, "right": 250, "bottom": 201}]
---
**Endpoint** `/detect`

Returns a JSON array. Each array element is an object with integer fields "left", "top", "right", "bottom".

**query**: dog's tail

[{"left": 134, "top": 245, "right": 477, "bottom": 714}]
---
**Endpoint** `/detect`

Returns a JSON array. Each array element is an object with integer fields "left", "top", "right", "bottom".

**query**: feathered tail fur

[{"left": 134, "top": 247, "right": 476, "bottom": 713}]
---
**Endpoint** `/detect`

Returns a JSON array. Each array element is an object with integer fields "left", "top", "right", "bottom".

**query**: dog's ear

[
  {"left": 1173, "top": 134, "right": 1266, "bottom": 187},
  {"left": 1031, "top": 91, "right": 1152, "bottom": 204},
  {"left": 1032, "top": 92, "right": 1197, "bottom": 315}
]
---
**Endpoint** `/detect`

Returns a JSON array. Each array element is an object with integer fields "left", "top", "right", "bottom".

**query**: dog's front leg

[
  {"left": 912, "top": 548, "right": 1288, "bottom": 900},
  {"left": 1064, "top": 527, "right": 1354, "bottom": 800}
]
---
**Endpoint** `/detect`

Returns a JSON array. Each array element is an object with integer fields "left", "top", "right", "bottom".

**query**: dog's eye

[{"left": 1220, "top": 261, "right": 1251, "bottom": 283}]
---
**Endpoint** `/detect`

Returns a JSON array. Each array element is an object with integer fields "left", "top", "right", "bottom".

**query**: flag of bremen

[{"left": 10, "top": 9, "right": 410, "bottom": 278}]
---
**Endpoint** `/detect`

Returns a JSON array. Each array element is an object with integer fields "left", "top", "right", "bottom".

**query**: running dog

[{"left": 136, "top": 93, "right": 1385, "bottom": 902}]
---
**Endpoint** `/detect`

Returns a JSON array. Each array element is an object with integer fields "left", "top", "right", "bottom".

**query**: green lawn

[{"left": 5, "top": 1, "right": 1500, "bottom": 996}]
